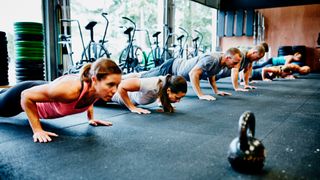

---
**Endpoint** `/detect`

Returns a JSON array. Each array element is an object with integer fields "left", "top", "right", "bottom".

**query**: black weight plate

[
  {"left": 15, "top": 34, "right": 43, "bottom": 41},
  {"left": 15, "top": 59, "right": 44, "bottom": 64}
]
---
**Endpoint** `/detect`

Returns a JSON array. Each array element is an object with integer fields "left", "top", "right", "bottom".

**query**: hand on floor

[
  {"left": 244, "top": 85, "right": 256, "bottom": 89},
  {"left": 217, "top": 91, "right": 232, "bottom": 96},
  {"left": 156, "top": 109, "right": 164, "bottom": 113},
  {"left": 130, "top": 107, "right": 151, "bottom": 114},
  {"left": 89, "top": 119, "right": 113, "bottom": 126},
  {"left": 199, "top": 95, "right": 216, "bottom": 101},
  {"left": 284, "top": 75, "right": 296, "bottom": 79},
  {"left": 158, "top": 103, "right": 176, "bottom": 108},
  {"left": 240, "top": 81, "right": 256, "bottom": 85},
  {"left": 33, "top": 130, "right": 58, "bottom": 143},
  {"left": 235, "top": 88, "right": 249, "bottom": 92}
]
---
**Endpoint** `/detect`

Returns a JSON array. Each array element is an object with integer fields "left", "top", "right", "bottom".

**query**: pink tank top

[{"left": 36, "top": 81, "right": 95, "bottom": 119}]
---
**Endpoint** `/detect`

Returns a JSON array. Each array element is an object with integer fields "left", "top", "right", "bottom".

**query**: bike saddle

[
  {"left": 99, "top": 39, "right": 108, "bottom": 43},
  {"left": 124, "top": 27, "right": 134, "bottom": 34},
  {"left": 85, "top": 21, "right": 97, "bottom": 30},
  {"left": 177, "top": 35, "right": 184, "bottom": 41},
  {"left": 193, "top": 37, "right": 199, "bottom": 42},
  {"left": 152, "top": 31, "right": 161, "bottom": 37}
]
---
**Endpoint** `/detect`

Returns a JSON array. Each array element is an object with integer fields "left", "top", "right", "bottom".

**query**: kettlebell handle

[{"left": 238, "top": 111, "right": 256, "bottom": 151}]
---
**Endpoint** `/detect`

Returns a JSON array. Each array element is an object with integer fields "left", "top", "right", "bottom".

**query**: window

[
  {"left": 174, "top": 0, "right": 216, "bottom": 53},
  {"left": 69, "top": 0, "right": 163, "bottom": 63},
  {"left": 69, "top": 0, "right": 216, "bottom": 63},
  {"left": 0, "top": 0, "right": 42, "bottom": 85}
]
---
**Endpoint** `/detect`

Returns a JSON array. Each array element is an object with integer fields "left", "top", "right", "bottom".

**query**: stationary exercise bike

[
  {"left": 118, "top": 16, "right": 143, "bottom": 74},
  {"left": 81, "top": 12, "right": 111, "bottom": 61},
  {"left": 151, "top": 31, "right": 163, "bottom": 66},
  {"left": 59, "top": 13, "right": 111, "bottom": 74},
  {"left": 189, "top": 30, "right": 203, "bottom": 58}
]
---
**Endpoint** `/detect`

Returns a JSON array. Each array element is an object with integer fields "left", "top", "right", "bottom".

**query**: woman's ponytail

[
  {"left": 80, "top": 63, "right": 92, "bottom": 82},
  {"left": 158, "top": 75, "right": 187, "bottom": 113},
  {"left": 159, "top": 75, "right": 174, "bottom": 112}
]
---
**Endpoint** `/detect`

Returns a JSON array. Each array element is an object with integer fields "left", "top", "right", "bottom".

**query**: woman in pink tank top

[{"left": 1, "top": 58, "right": 121, "bottom": 143}]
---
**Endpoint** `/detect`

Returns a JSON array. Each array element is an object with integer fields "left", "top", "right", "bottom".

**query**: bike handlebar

[
  {"left": 194, "top": 30, "right": 201, "bottom": 35},
  {"left": 122, "top": 17, "right": 136, "bottom": 27},
  {"left": 194, "top": 30, "right": 203, "bottom": 47},
  {"left": 101, "top": 12, "right": 109, "bottom": 44},
  {"left": 194, "top": 30, "right": 203, "bottom": 39},
  {"left": 121, "top": 17, "right": 137, "bottom": 42},
  {"left": 101, "top": 13, "right": 109, "bottom": 22},
  {"left": 179, "top": 27, "right": 190, "bottom": 48},
  {"left": 179, "top": 27, "right": 189, "bottom": 34}
]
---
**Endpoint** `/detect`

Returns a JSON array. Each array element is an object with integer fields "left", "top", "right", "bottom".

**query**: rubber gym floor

[{"left": 1, "top": 73, "right": 319, "bottom": 180}]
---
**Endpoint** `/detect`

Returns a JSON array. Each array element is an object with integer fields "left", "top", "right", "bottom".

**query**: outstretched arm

[
  {"left": 261, "top": 66, "right": 281, "bottom": 81},
  {"left": 244, "top": 63, "right": 256, "bottom": 89},
  {"left": 208, "top": 76, "right": 231, "bottom": 96},
  {"left": 231, "top": 66, "right": 248, "bottom": 92},
  {"left": 87, "top": 105, "right": 112, "bottom": 126},
  {"left": 261, "top": 67, "right": 272, "bottom": 81},
  {"left": 117, "top": 78, "right": 150, "bottom": 114},
  {"left": 189, "top": 66, "right": 216, "bottom": 100},
  {"left": 21, "top": 76, "right": 81, "bottom": 143}
]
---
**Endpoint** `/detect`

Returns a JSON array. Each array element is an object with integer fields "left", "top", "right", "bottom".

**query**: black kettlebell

[{"left": 228, "top": 111, "right": 265, "bottom": 173}]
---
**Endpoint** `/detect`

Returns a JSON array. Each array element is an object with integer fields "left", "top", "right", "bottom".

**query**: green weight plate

[
  {"left": 16, "top": 47, "right": 44, "bottom": 52},
  {"left": 16, "top": 55, "right": 44, "bottom": 59},
  {"left": 14, "top": 26, "right": 43, "bottom": 31},
  {"left": 16, "top": 53, "right": 44, "bottom": 57},
  {"left": 15, "top": 41, "right": 44, "bottom": 48},
  {"left": 13, "top": 27, "right": 43, "bottom": 32},
  {"left": 14, "top": 25, "right": 43, "bottom": 31},
  {"left": 16, "top": 49, "right": 44, "bottom": 54},
  {"left": 15, "top": 45, "right": 44, "bottom": 49},
  {"left": 15, "top": 31, "right": 43, "bottom": 35}
]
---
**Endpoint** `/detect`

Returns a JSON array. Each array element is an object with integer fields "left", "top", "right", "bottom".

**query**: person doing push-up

[
  {"left": 111, "top": 75, "right": 187, "bottom": 114},
  {"left": 0, "top": 58, "right": 122, "bottom": 143},
  {"left": 136, "top": 48, "right": 242, "bottom": 101}
]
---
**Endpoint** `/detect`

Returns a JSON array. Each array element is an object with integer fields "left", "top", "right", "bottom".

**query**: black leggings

[{"left": 0, "top": 81, "right": 47, "bottom": 117}]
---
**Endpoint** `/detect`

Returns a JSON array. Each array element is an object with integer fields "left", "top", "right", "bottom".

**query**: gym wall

[{"left": 219, "top": 4, "right": 320, "bottom": 72}]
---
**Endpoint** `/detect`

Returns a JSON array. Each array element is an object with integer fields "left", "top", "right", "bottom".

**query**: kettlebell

[{"left": 228, "top": 111, "right": 265, "bottom": 173}]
